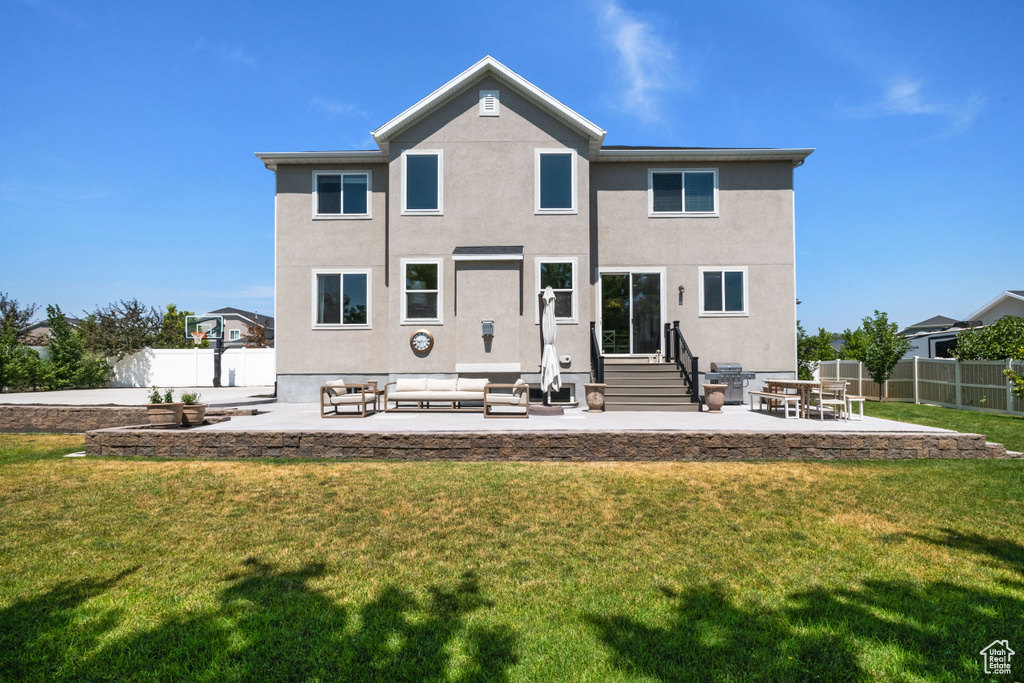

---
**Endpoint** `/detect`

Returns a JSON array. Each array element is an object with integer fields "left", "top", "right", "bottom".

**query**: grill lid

[{"left": 710, "top": 362, "right": 742, "bottom": 373}]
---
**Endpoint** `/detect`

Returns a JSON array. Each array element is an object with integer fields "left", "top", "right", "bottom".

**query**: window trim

[
  {"left": 648, "top": 168, "right": 719, "bottom": 217},
  {"left": 312, "top": 170, "right": 372, "bottom": 219},
  {"left": 535, "top": 257, "right": 578, "bottom": 325},
  {"left": 401, "top": 150, "right": 443, "bottom": 215},
  {"left": 400, "top": 258, "right": 444, "bottom": 325},
  {"left": 228, "top": 329, "right": 241, "bottom": 341},
  {"left": 534, "top": 148, "right": 578, "bottom": 215},
  {"left": 311, "top": 268, "right": 373, "bottom": 330},
  {"left": 698, "top": 266, "right": 748, "bottom": 317}
]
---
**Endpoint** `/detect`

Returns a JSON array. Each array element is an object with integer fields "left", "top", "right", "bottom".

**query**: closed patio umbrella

[{"left": 540, "top": 286, "right": 561, "bottom": 403}]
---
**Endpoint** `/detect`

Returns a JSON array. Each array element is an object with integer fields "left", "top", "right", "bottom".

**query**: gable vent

[{"left": 479, "top": 90, "right": 499, "bottom": 116}]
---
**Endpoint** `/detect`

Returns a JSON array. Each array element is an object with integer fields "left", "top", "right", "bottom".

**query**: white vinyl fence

[
  {"left": 110, "top": 348, "right": 275, "bottom": 388},
  {"left": 819, "top": 358, "right": 1023, "bottom": 416}
]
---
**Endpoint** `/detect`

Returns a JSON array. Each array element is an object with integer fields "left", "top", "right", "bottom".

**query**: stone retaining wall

[
  {"left": 1, "top": 405, "right": 147, "bottom": 433},
  {"left": 84, "top": 428, "right": 1013, "bottom": 461}
]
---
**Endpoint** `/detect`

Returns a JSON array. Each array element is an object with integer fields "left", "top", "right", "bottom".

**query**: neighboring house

[
  {"left": 202, "top": 308, "right": 275, "bottom": 347},
  {"left": 257, "top": 56, "right": 813, "bottom": 403},
  {"left": 900, "top": 289, "right": 1023, "bottom": 359},
  {"left": 21, "top": 316, "right": 80, "bottom": 345}
]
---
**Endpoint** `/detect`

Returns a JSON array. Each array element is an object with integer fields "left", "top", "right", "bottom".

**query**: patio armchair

[
  {"left": 483, "top": 380, "right": 530, "bottom": 418},
  {"left": 812, "top": 380, "right": 848, "bottom": 421},
  {"left": 320, "top": 380, "right": 377, "bottom": 418}
]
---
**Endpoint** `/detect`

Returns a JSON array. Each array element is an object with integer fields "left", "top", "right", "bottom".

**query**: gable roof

[
  {"left": 206, "top": 307, "right": 274, "bottom": 327},
  {"left": 907, "top": 315, "right": 957, "bottom": 329},
  {"left": 371, "top": 56, "right": 607, "bottom": 156},
  {"left": 968, "top": 290, "right": 1024, "bottom": 321}
]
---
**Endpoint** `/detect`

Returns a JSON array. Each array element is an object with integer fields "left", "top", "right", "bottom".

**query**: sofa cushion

[
  {"left": 396, "top": 378, "right": 427, "bottom": 392},
  {"left": 456, "top": 377, "right": 489, "bottom": 392},
  {"left": 389, "top": 391, "right": 484, "bottom": 402},
  {"left": 325, "top": 379, "right": 346, "bottom": 388},
  {"left": 427, "top": 378, "right": 458, "bottom": 392}
]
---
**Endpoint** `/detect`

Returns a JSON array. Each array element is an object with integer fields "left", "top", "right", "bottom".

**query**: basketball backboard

[{"left": 185, "top": 315, "right": 225, "bottom": 340}]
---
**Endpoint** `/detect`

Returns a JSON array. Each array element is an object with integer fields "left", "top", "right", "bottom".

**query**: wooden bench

[{"left": 748, "top": 391, "right": 800, "bottom": 419}]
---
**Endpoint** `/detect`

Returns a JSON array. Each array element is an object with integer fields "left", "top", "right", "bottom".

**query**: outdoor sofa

[{"left": 383, "top": 377, "right": 529, "bottom": 418}]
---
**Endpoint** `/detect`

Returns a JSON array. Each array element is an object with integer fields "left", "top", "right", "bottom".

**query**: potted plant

[
  {"left": 146, "top": 386, "right": 183, "bottom": 429},
  {"left": 180, "top": 391, "right": 207, "bottom": 427}
]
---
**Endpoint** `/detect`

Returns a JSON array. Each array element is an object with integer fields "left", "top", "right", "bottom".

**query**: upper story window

[
  {"left": 535, "top": 149, "right": 577, "bottom": 214},
  {"left": 700, "top": 267, "right": 747, "bottom": 317},
  {"left": 402, "top": 259, "right": 443, "bottom": 324},
  {"left": 648, "top": 168, "right": 718, "bottom": 217},
  {"left": 313, "top": 269, "right": 371, "bottom": 329},
  {"left": 228, "top": 329, "right": 241, "bottom": 341},
  {"left": 314, "top": 171, "right": 371, "bottom": 218},
  {"left": 402, "top": 150, "right": 443, "bottom": 215},
  {"left": 536, "top": 258, "right": 577, "bottom": 323}
]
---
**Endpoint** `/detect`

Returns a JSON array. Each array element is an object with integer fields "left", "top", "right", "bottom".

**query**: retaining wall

[
  {"left": 1, "top": 405, "right": 147, "bottom": 433},
  {"left": 84, "top": 428, "right": 1012, "bottom": 461}
]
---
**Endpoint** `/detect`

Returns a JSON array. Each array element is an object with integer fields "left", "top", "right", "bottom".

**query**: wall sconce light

[
  {"left": 678, "top": 285, "right": 685, "bottom": 305},
  {"left": 481, "top": 320, "right": 494, "bottom": 338}
]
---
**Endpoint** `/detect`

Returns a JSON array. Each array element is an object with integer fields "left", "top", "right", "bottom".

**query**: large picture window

[
  {"left": 648, "top": 168, "right": 718, "bottom": 216},
  {"left": 700, "top": 267, "right": 747, "bottom": 316},
  {"left": 313, "top": 270, "right": 371, "bottom": 328},
  {"left": 535, "top": 149, "right": 576, "bottom": 213},
  {"left": 402, "top": 150, "right": 442, "bottom": 214},
  {"left": 314, "top": 171, "right": 370, "bottom": 218},
  {"left": 536, "top": 258, "right": 577, "bottom": 323},
  {"left": 402, "top": 259, "right": 442, "bottom": 323}
]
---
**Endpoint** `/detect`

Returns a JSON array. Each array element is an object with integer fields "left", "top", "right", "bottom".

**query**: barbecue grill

[{"left": 705, "top": 362, "right": 756, "bottom": 404}]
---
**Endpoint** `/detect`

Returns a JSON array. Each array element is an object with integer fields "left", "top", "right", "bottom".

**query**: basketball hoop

[{"left": 190, "top": 331, "right": 206, "bottom": 345}]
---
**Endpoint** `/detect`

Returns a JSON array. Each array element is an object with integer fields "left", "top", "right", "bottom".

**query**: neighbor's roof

[
  {"left": 967, "top": 290, "right": 1024, "bottom": 321},
  {"left": 906, "top": 315, "right": 957, "bottom": 329},
  {"left": 206, "top": 307, "right": 274, "bottom": 327}
]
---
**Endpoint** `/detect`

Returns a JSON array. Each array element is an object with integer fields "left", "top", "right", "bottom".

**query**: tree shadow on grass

[
  {"left": 902, "top": 527, "right": 1024, "bottom": 576},
  {"left": 0, "top": 566, "right": 139, "bottom": 682},
  {"left": 68, "top": 558, "right": 517, "bottom": 682},
  {"left": 588, "top": 531, "right": 1024, "bottom": 681}
]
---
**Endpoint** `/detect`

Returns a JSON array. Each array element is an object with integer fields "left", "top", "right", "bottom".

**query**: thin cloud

[
  {"left": 310, "top": 97, "right": 368, "bottom": 119},
  {"left": 841, "top": 77, "right": 986, "bottom": 138},
  {"left": 13, "top": 0, "right": 86, "bottom": 27},
  {"left": 0, "top": 181, "right": 116, "bottom": 204},
  {"left": 596, "top": 0, "right": 686, "bottom": 123},
  {"left": 189, "top": 37, "right": 257, "bottom": 68}
]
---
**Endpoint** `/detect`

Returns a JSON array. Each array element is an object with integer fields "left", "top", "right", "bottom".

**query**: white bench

[{"left": 749, "top": 391, "right": 800, "bottom": 419}]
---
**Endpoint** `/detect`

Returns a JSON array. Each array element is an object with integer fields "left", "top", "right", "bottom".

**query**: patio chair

[
  {"left": 320, "top": 380, "right": 377, "bottom": 418},
  {"left": 812, "top": 380, "right": 848, "bottom": 421},
  {"left": 483, "top": 380, "right": 530, "bottom": 418}
]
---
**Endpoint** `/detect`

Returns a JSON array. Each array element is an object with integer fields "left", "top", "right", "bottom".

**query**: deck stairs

[{"left": 602, "top": 358, "right": 700, "bottom": 412}]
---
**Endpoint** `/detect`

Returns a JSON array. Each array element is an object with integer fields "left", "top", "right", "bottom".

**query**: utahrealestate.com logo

[{"left": 980, "top": 640, "right": 1015, "bottom": 675}]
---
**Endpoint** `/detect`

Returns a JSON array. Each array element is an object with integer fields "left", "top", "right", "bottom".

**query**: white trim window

[
  {"left": 313, "top": 170, "right": 371, "bottom": 219},
  {"left": 535, "top": 149, "right": 577, "bottom": 214},
  {"left": 699, "top": 267, "right": 747, "bottom": 316},
  {"left": 312, "top": 269, "right": 372, "bottom": 329},
  {"left": 401, "top": 259, "right": 443, "bottom": 324},
  {"left": 228, "top": 329, "right": 241, "bottom": 341},
  {"left": 536, "top": 258, "right": 577, "bottom": 324},
  {"left": 648, "top": 168, "right": 718, "bottom": 217},
  {"left": 401, "top": 150, "right": 443, "bottom": 215}
]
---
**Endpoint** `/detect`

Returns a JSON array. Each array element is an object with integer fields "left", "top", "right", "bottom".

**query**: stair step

[
  {"left": 604, "top": 371, "right": 685, "bottom": 380},
  {"left": 605, "top": 388, "right": 691, "bottom": 397},
  {"left": 604, "top": 401, "right": 701, "bottom": 412}
]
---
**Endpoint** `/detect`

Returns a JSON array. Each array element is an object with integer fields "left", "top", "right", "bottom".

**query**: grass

[
  {"left": 1, "top": 434, "right": 1023, "bottom": 681},
  {"left": 864, "top": 401, "right": 1024, "bottom": 452}
]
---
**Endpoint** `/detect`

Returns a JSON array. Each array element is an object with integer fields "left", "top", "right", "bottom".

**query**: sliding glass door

[{"left": 600, "top": 272, "right": 662, "bottom": 355}]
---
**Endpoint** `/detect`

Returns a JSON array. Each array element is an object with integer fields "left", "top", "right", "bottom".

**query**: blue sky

[{"left": 1, "top": 0, "right": 1021, "bottom": 334}]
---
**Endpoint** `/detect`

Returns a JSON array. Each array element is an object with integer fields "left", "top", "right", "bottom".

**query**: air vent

[{"left": 479, "top": 90, "right": 499, "bottom": 117}]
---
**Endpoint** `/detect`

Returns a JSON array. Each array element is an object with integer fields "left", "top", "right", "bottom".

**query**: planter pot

[
  {"left": 702, "top": 384, "right": 726, "bottom": 414},
  {"left": 583, "top": 383, "right": 606, "bottom": 412},
  {"left": 181, "top": 404, "right": 207, "bottom": 427},
  {"left": 147, "top": 403, "right": 183, "bottom": 429}
]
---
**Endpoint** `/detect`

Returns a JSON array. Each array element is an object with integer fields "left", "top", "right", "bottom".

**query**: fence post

[
  {"left": 913, "top": 356, "right": 919, "bottom": 404},
  {"left": 955, "top": 361, "right": 962, "bottom": 409},
  {"left": 1009, "top": 359, "right": 1014, "bottom": 414}
]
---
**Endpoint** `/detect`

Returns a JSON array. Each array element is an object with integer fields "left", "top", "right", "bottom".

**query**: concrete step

[
  {"left": 605, "top": 387, "right": 692, "bottom": 397},
  {"left": 604, "top": 401, "right": 701, "bottom": 412}
]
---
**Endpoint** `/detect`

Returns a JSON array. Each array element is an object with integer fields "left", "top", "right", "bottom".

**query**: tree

[
  {"left": 154, "top": 304, "right": 195, "bottom": 349},
  {"left": 0, "top": 292, "right": 39, "bottom": 343},
  {"left": 951, "top": 316, "right": 1024, "bottom": 361},
  {"left": 862, "top": 310, "right": 911, "bottom": 400},
  {"left": 797, "top": 322, "right": 838, "bottom": 380},
  {"left": 79, "top": 299, "right": 160, "bottom": 359},
  {"left": 242, "top": 312, "right": 273, "bottom": 348},
  {"left": 46, "top": 305, "right": 85, "bottom": 389},
  {"left": 1005, "top": 349, "right": 1024, "bottom": 408},
  {"left": 839, "top": 327, "right": 870, "bottom": 362}
]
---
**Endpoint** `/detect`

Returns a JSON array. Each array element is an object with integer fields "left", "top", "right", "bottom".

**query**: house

[
  {"left": 202, "top": 307, "right": 274, "bottom": 347},
  {"left": 968, "top": 290, "right": 1024, "bottom": 325},
  {"left": 898, "top": 315, "right": 958, "bottom": 337},
  {"left": 257, "top": 56, "right": 813, "bottom": 404},
  {"left": 900, "top": 289, "right": 1023, "bottom": 359}
]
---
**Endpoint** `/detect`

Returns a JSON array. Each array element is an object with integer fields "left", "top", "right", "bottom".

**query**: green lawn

[
  {"left": 2, "top": 434, "right": 1023, "bottom": 681},
  {"left": 864, "top": 400, "right": 1024, "bottom": 452}
]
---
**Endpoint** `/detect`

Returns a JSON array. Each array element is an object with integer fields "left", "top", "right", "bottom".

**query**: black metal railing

[
  {"left": 590, "top": 322, "right": 605, "bottom": 384},
  {"left": 664, "top": 321, "right": 700, "bottom": 406}
]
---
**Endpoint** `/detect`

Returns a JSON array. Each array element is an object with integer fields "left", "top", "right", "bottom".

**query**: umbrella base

[{"left": 531, "top": 405, "right": 565, "bottom": 416}]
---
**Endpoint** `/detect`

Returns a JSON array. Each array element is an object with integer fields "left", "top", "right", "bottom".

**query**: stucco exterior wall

[
  {"left": 590, "top": 161, "right": 797, "bottom": 374},
  {"left": 977, "top": 298, "right": 1024, "bottom": 326}
]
